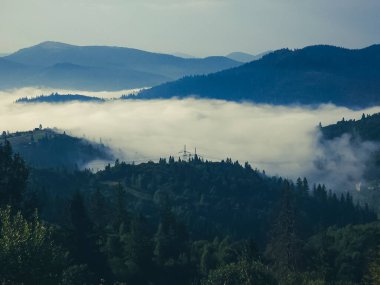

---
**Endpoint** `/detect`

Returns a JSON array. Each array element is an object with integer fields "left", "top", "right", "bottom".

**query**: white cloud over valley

[{"left": 1, "top": 87, "right": 379, "bottom": 192}]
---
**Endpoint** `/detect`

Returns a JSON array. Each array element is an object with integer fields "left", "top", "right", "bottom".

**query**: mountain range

[
  {"left": 226, "top": 51, "right": 269, "bottom": 62},
  {"left": 3, "top": 42, "right": 380, "bottom": 108},
  {"left": 137, "top": 45, "right": 380, "bottom": 108},
  {"left": 0, "top": 41, "right": 240, "bottom": 91}
]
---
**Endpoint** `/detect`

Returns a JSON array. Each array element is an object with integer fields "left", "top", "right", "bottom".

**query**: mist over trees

[
  {"left": 320, "top": 112, "right": 380, "bottom": 213},
  {"left": 0, "top": 138, "right": 379, "bottom": 284},
  {"left": 3, "top": 128, "right": 113, "bottom": 170}
]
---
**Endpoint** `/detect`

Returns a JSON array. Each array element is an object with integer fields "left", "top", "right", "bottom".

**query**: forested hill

[
  {"left": 16, "top": 93, "right": 105, "bottom": 103},
  {"left": 31, "top": 156, "right": 376, "bottom": 247},
  {"left": 1, "top": 140, "right": 379, "bottom": 284},
  {"left": 321, "top": 112, "right": 380, "bottom": 141},
  {"left": 136, "top": 45, "right": 380, "bottom": 108},
  {"left": 2, "top": 128, "right": 112, "bottom": 169},
  {"left": 320, "top": 112, "right": 380, "bottom": 212}
]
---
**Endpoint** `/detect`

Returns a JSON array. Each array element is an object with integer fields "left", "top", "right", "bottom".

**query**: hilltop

[
  {"left": 16, "top": 93, "right": 105, "bottom": 103},
  {"left": 137, "top": 44, "right": 380, "bottom": 108},
  {"left": 0, "top": 41, "right": 240, "bottom": 91},
  {"left": 2, "top": 128, "right": 113, "bottom": 170}
]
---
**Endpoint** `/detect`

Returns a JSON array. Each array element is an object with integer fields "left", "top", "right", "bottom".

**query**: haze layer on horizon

[{"left": 1, "top": 0, "right": 379, "bottom": 56}]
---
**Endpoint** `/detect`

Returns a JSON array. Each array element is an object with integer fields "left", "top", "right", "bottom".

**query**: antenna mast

[{"left": 179, "top": 145, "right": 192, "bottom": 161}]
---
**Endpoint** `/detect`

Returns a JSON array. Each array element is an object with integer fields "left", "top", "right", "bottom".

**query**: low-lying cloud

[
  {"left": 1, "top": 87, "right": 380, "bottom": 192},
  {"left": 308, "top": 134, "right": 380, "bottom": 192}
]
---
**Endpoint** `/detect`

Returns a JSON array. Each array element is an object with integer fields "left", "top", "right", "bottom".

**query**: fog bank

[{"left": 1, "top": 87, "right": 380, "bottom": 192}]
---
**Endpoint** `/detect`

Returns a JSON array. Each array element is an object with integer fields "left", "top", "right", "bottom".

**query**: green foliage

[
  {"left": 153, "top": 204, "right": 194, "bottom": 284},
  {"left": 367, "top": 257, "right": 380, "bottom": 284},
  {"left": 362, "top": 245, "right": 380, "bottom": 284},
  {"left": 94, "top": 159, "right": 375, "bottom": 246},
  {"left": 305, "top": 222, "right": 380, "bottom": 283},
  {"left": 0, "top": 206, "right": 68, "bottom": 284},
  {"left": 67, "top": 191, "right": 108, "bottom": 281},
  {"left": 103, "top": 216, "right": 153, "bottom": 284},
  {"left": 89, "top": 188, "right": 109, "bottom": 230},
  {"left": 0, "top": 141, "right": 28, "bottom": 208},
  {"left": 202, "top": 259, "right": 278, "bottom": 285},
  {"left": 7, "top": 128, "right": 112, "bottom": 170},
  {"left": 265, "top": 182, "right": 303, "bottom": 279},
  {"left": 60, "top": 264, "right": 94, "bottom": 285},
  {"left": 154, "top": 203, "right": 189, "bottom": 265},
  {"left": 0, "top": 140, "right": 379, "bottom": 284}
]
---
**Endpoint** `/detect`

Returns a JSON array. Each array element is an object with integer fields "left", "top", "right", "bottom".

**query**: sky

[{"left": 1, "top": 0, "right": 380, "bottom": 56}]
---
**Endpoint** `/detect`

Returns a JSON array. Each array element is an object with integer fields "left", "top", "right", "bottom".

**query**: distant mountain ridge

[
  {"left": 137, "top": 44, "right": 380, "bottom": 108},
  {"left": 226, "top": 51, "right": 270, "bottom": 62},
  {"left": 0, "top": 41, "right": 241, "bottom": 91},
  {"left": 16, "top": 93, "right": 105, "bottom": 103}
]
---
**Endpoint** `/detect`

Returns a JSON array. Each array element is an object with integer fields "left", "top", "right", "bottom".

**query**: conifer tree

[
  {"left": 68, "top": 191, "right": 108, "bottom": 281},
  {"left": 0, "top": 141, "right": 28, "bottom": 208},
  {"left": 265, "top": 181, "right": 302, "bottom": 281}
]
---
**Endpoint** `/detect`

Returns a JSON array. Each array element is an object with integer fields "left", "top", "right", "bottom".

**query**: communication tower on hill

[
  {"left": 178, "top": 145, "right": 203, "bottom": 161},
  {"left": 179, "top": 145, "right": 192, "bottom": 161}
]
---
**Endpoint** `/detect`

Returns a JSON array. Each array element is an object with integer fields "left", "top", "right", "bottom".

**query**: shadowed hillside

[
  {"left": 320, "top": 113, "right": 380, "bottom": 212},
  {"left": 137, "top": 45, "right": 380, "bottom": 108},
  {"left": 0, "top": 41, "right": 240, "bottom": 91},
  {"left": 2, "top": 128, "right": 113, "bottom": 169}
]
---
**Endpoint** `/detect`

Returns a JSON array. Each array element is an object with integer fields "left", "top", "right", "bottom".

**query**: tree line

[{"left": 0, "top": 141, "right": 379, "bottom": 284}]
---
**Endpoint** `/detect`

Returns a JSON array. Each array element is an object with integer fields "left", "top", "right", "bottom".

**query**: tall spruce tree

[
  {"left": 68, "top": 191, "right": 108, "bottom": 282},
  {"left": 265, "top": 181, "right": 302, "bottom": 282},
  {"left": 0, "top": 141, "right": 28, "bottom": 208}
]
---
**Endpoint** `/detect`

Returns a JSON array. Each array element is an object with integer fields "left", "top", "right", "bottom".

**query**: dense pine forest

[
  {"left": 1, "top": 133, "right": 380, "bottom": 284},
  {"left": 321, "top": 113, "right": 380, "bottom": 213},
  {"left": 321, "top": 113, "right": 380, "bottom": 142},
  {"left": 15, "top": 93, "right": 105, "bottom": 103}
]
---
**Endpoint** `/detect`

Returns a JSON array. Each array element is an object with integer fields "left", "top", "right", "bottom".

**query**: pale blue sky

[{"left": 1, "top": 0, "right": 379, "bottom": 56}]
